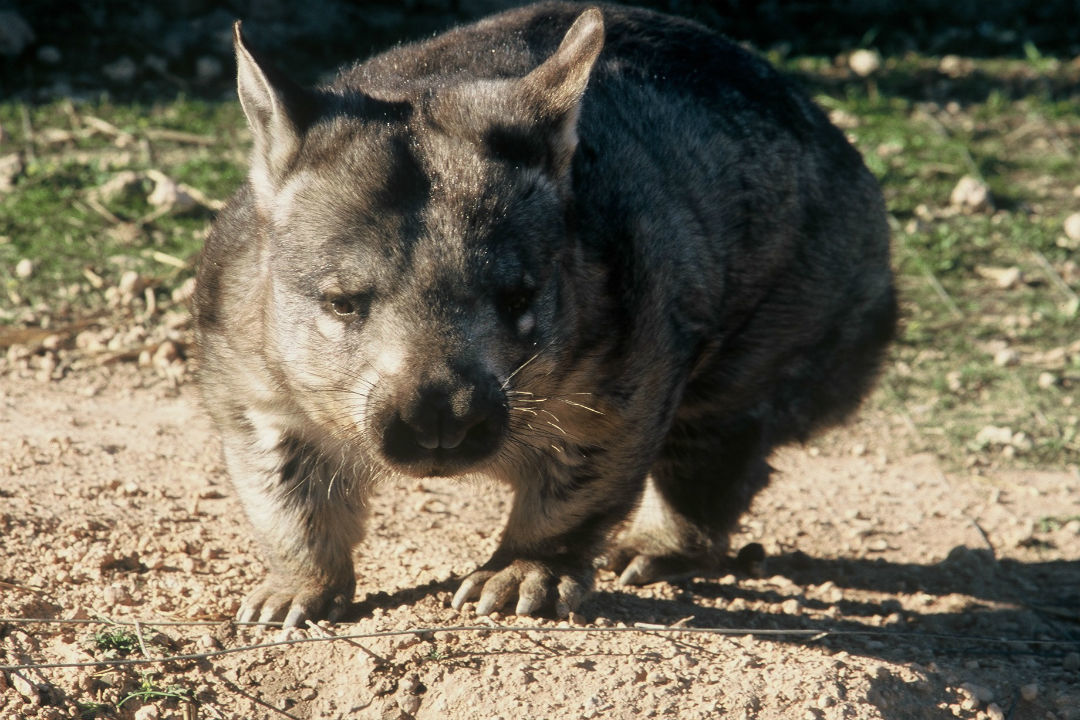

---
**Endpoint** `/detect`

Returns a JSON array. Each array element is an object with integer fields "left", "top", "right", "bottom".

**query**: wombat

[{"left": 194, "top": 1, "right": 896, "bottom": 626}]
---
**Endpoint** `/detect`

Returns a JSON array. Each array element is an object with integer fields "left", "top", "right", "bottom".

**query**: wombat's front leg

[
  {"left": 451, "top": 472, "right": 635, "bottom": 617},
  {"left": 222, "top": 427, "right": 367, "bottom": 627}
]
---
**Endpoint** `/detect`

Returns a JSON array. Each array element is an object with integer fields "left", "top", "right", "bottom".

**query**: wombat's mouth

[{"left": 380, "top": 406, "right": 508, "bottom": 478}]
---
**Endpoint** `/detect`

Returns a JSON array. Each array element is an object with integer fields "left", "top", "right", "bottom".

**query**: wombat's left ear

[{"left": 514, "top": 8, "right": 604, "bottom": 177}]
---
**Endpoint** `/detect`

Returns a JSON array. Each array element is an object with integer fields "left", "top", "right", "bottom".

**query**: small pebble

[
  {"left": 975, "top": 425, "right": 1013, "bottom": 447},
  {"left": 950, "top": 175, "right": 993, "bottom": 214},
  {"left": 36, "top": 45, "right": 61, "bottom": 64},
  {"left": 399, "top": 694, "right": 422, "bottom": 715},
  {"left": 103, "top": 56, "right": 138, "bottom": 84},
  {"left": 15, "top": 257, "right": 34, "bottom": 278},
  {"left": 1020, "top": 683, "right": 1038, "bottom": 701},
  {"left": 993, "top": 348, "right": 1019, "bottom": 367},
  {"left": 1065, "top": 212, "right": 1080, "bottom": 242},
  {"left": 848, "top": 49, "right": 882, "bottom": 77},
  {"left": 11, "top": 672, "right": 39, "bottom": 703},
  {"left": 196, "top": 55, "right": 223, "bottom": 83},
  {"left": 133, "top": 705, "right": 160, "bottom": 720},
  {"left": 962, "top": 682, "right": 993, "bottom": 704}
]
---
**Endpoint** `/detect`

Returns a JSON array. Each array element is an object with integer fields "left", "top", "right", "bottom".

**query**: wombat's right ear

[
  {"left": 233, "top": 21, "right": 314, "bottom": 201},
  {"left": 513, "top": 8, "right": 604, "bottom": 180}
]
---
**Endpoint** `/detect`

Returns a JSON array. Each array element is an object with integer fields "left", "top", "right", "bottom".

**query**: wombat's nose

[{"left": 383, "top": 382, "right": 506, "bottom": 469}]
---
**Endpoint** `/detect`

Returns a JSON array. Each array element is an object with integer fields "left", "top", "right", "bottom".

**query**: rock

[
  {"left": 36, "top": 45, "right": 61, "bottom": 64},
  {"left": 975, "top": 425, "right": 1013, "bottom": 447},
  {"left": 961, "top": 682, "right": 994, "bottom": 704},
  {"left": 0, "top": 152, "right": 24, "bottom": 192},
  {"left": 1010, "top": 432, "right": 1032, "bottom": 452},
  {"left": 993, "top": 348, "right": 1019, "bottom": 367},
  {"left": 827, "top": 108, "right": 859, "bottom": 130},
  {"left": 1038, "top": 372, "right": 1057, "bottom": 389},
  {"left": 15, "top": 258, "right": 34, "bottom": 279},
  {"left": 103, "top": 56, "right": 138, "bottom": 84},
  {"left": 146, "top": 170, "right": 198, "bottom": 213},
  {"left": 196, "top": 55, "right": 223, "bottom": 83},
  {"left": 950, "top": 175, "right": 993, "bottom": 214},
  {"left": 133, "top": 705, "right": 160, "bottom": 720},
  {"left": 1065, "top": 212, "right": 1080, "bottom": 242},
  {"left": 0, "top": 11, "right": 35, "bottom": 56},
  {"left": 398, "top": 694, "right": 422, "bottom": 715},
  {"left": 1020, "top": 683, "right": 1039, "bottom": 701},
  {"left": 986, "top": 703, "right": 1005, "bottom": 720},
  {"left": 118, "top": 270, "right": 146, "bottom": 298},
  {"left": 976, "top": 265, "right": 1022, "bottom": 289},
  {"left": 11, "top": 671, "right": 40, "bottom": 703},
  {"left": 939, "top": 54, "right": 969, "bottom": 77},
  {"left": 97, "top": 171, "right": 146, "bottom": 203},
  {"left": 848, "top": 49, "right": 882, "bottom": 77}
]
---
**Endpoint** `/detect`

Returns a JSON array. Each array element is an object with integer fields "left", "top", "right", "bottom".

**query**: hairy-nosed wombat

[{"left": 194, "top": 1, "right": 896, "bottom": 626}]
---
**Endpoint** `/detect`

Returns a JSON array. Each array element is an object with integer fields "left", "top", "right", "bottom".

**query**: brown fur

[{"left": 194, "top": 3, "right": 895, "bottom": 625}]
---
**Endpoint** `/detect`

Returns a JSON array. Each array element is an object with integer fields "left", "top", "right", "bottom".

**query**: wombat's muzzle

[{"left": 379, "top": 377, "right": 507, "bottom": 475}]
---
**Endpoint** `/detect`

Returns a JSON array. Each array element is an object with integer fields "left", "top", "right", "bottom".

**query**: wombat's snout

[{"left": 381, "top": 378, "right": 507, "bottom": 474}]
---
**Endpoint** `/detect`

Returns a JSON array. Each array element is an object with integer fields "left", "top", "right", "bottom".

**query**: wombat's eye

[
  {"left": 331, "top": 299, "right": 355, "bottom": 315},
  {"left": 327, "top": 294, "right": 371, "bottom": 320},
  {"left": 499, "top": 287, "right": 535, "bottom": 322}
]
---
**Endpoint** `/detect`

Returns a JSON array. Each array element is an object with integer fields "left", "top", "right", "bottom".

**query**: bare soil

[{"left": 1, "top": 360, "right": 1079, "bottom": 720}]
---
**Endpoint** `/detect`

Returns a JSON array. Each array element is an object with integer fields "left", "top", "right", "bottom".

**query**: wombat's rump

[{"left": 194, "top": 1, "right": 896, "bottom": 626}]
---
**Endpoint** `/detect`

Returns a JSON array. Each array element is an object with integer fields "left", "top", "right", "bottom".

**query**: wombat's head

[{"left": 232, "top": 11, "right": 604, "bottom": 477}]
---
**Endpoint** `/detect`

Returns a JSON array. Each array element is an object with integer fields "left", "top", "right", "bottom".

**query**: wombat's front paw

[
  {"left": 237, "top": 577, "right": 354, "bottom": 628},
  {"left": 599, "top": 546, "right": 709, "bottom": 586},
  {"left": 451, "top": 559, "right": 592, "bottom": 618}
]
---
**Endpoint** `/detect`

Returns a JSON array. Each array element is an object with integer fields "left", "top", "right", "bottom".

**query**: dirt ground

[{"left": 1, "top": 355, "right": 1079, "bottom": 720}]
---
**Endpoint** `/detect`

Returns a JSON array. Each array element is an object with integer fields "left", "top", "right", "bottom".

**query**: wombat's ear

[
  {"left": 233, "top": 21, "right": 315, "bottom": 200},
  {"left": 514, "top": 8, "right": 604, "bottom": 177}
]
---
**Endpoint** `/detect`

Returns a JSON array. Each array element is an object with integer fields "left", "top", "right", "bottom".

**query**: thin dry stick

[
  {"left": 19, "top": 104, "right": 36, "bottom": 161},
  {"left": 143, "top": 128, "right": 217, "bottom": 145},
  {"left": 1, "top": 623, "right": 1076, "bottom": 673},
  {"left": 304, "top": 620, "right": 388, "bottom": 665},
  {"left": 133, "top": 620, "right": 151, "bottom": 659},
  {"left": 0, "top": 580, "right": 44, "bottom": 595},
  {"left": 1030, "top": 249, "right": 1079, "bottom": 310},
  {"left": 210, "top": 668, "right": 301, "bottom": 720},
  {"left": 922, "top": 266, "right": 962, "bottom": 318}
]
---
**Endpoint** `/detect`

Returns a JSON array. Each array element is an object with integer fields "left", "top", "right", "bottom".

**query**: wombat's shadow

[{"left": 350, "top": 550, "right": 1079, "bottom": 661}]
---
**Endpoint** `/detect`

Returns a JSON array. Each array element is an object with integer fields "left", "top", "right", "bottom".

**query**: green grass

[
  {"left": 0, "top": 97, "right": 245, "bottom": 312},
  {"left": 2, "top": 55, "right": 1077, "bottom": 471},
  {"left": 790, "top": 55, "right": 1080, "bottom": 471}
]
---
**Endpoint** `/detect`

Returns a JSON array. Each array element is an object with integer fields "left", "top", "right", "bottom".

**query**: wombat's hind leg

[{"left": 603, "top": 418, "right": 771, "bottom": 585}]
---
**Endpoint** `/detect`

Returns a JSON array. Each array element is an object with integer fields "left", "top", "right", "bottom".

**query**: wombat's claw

[
  {"left": 614, "top": 553, "right": 704, "bottom": 586},
  {"left": 451, "top": 562, "right": 588, "bottom": 618},
  {"left": 237, "top": 583, "right": 350, "bottom": 628}
]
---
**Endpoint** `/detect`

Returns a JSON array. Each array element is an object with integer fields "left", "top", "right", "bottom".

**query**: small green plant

[
  {"left": 92, "top": 628, "right": 139, "bottom": 656},
  {"left": 117, "top": 671, "right": 194, "bottom": 709},
  {"left": 76, "top": 701, "right": 106, "bottom": 720},
  {"left": 424, "top": 644, "right": 450, "bottom": 662},
  {"left": 1036, "top": 515, "right": 1080, "bottom": 533}
]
